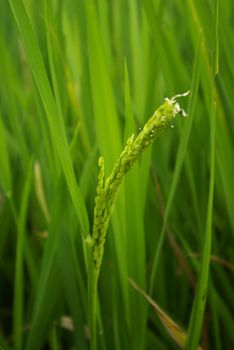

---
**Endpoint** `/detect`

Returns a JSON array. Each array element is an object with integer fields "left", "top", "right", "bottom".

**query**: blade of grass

[
  {"left": 0, "top": 116, "right": 12, "bottom": 198},
  {"left": 185, "top": 1, "right": 218, "bottom": 346},
  {"left": 85, "top": 3, "right": 129, "bottom": 348},
  {"left": 25, "top": 178, "right": 65, "bottom": 350},
  {"left": 8, "top": 0, "right": 89, "bottom": 236},
  {"left": 57, "top": 227, "right": 88, "bottom": 349},
  {"left": 150, "top": 33, "right": 202, "bottom": 294},
  {"left": 129, "top": 277, "right": 203, "bottom": 350},
  {"left": 185, "top": 94, "right": 216, "bottom": 350},
  {"left": 124, "top": 62, "right": 147, "bottom": 349},
  {"left": 0, "top": 35, "right": 29, "bottom": 169},
  {"left": 13, "top": 159, "right": 33, "bottom": 350}
]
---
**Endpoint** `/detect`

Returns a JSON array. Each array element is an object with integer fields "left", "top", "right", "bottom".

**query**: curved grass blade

[
  {"left": 8, "top": 0, "right": 89, "bottom": 236},
  {"left": 129, "top": 278, "right": 203, "bottom": 350}
]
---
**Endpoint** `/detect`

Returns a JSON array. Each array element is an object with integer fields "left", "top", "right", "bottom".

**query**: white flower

[{"left": 165, "top": 90, "right": 190, "bottom": 118}]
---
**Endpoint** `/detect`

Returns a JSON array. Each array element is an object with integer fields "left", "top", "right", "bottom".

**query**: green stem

[
  {"left": 87, "top": 243, "right": 98, "bottom": 350},
  {"left": 90, "top": 270, "right": 98, "bottom": 350}
]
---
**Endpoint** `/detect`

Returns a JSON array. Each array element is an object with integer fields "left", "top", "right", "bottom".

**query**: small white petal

[
  {"left": 171, "top": 90, "right": 190, "bottom": 101},
  {"left": 173, "top": 102, "right": 181, "bottom": 114}
]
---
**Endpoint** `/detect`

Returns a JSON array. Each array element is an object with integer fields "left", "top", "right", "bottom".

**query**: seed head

[{"left": 90, "top": 91, "right": 190, "bottom": 272}]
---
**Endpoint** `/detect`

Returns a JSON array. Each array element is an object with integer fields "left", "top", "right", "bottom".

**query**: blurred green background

[{"left": 0, "top": 0, "right": 233, "bottom": 349}]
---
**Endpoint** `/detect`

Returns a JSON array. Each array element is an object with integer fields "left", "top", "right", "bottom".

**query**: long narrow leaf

[{"left": 8, "top": 0, "right": 89, "bottom": 236}]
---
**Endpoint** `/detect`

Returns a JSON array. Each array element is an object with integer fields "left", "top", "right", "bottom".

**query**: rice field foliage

[{"left": 0, "top": 0, "right": 233, "bottom": 349}]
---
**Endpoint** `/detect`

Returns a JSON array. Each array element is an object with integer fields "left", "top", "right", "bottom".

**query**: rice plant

[{"left": 0, "top": 0, "right": 233, "bottom": 349}]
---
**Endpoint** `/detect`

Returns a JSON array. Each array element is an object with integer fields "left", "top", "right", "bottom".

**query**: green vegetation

[{"left": 0, "top": 0, "right": 233, "bottom": 349}]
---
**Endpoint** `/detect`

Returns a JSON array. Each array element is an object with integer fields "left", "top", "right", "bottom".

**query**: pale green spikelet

[
  {"left": 90, "top": 91, "right": 189, "bottom": 274},
  {"left": 92, "top": 157, "right": 105, "bottom": 241}
]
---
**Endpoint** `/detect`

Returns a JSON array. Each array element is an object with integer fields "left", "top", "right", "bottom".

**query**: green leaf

[
  {"left": 8, "top": 0, "right": 89, "bottom": 236},
  {"left": 0, "top": 116, "right": 12, "bottom": 197}
]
